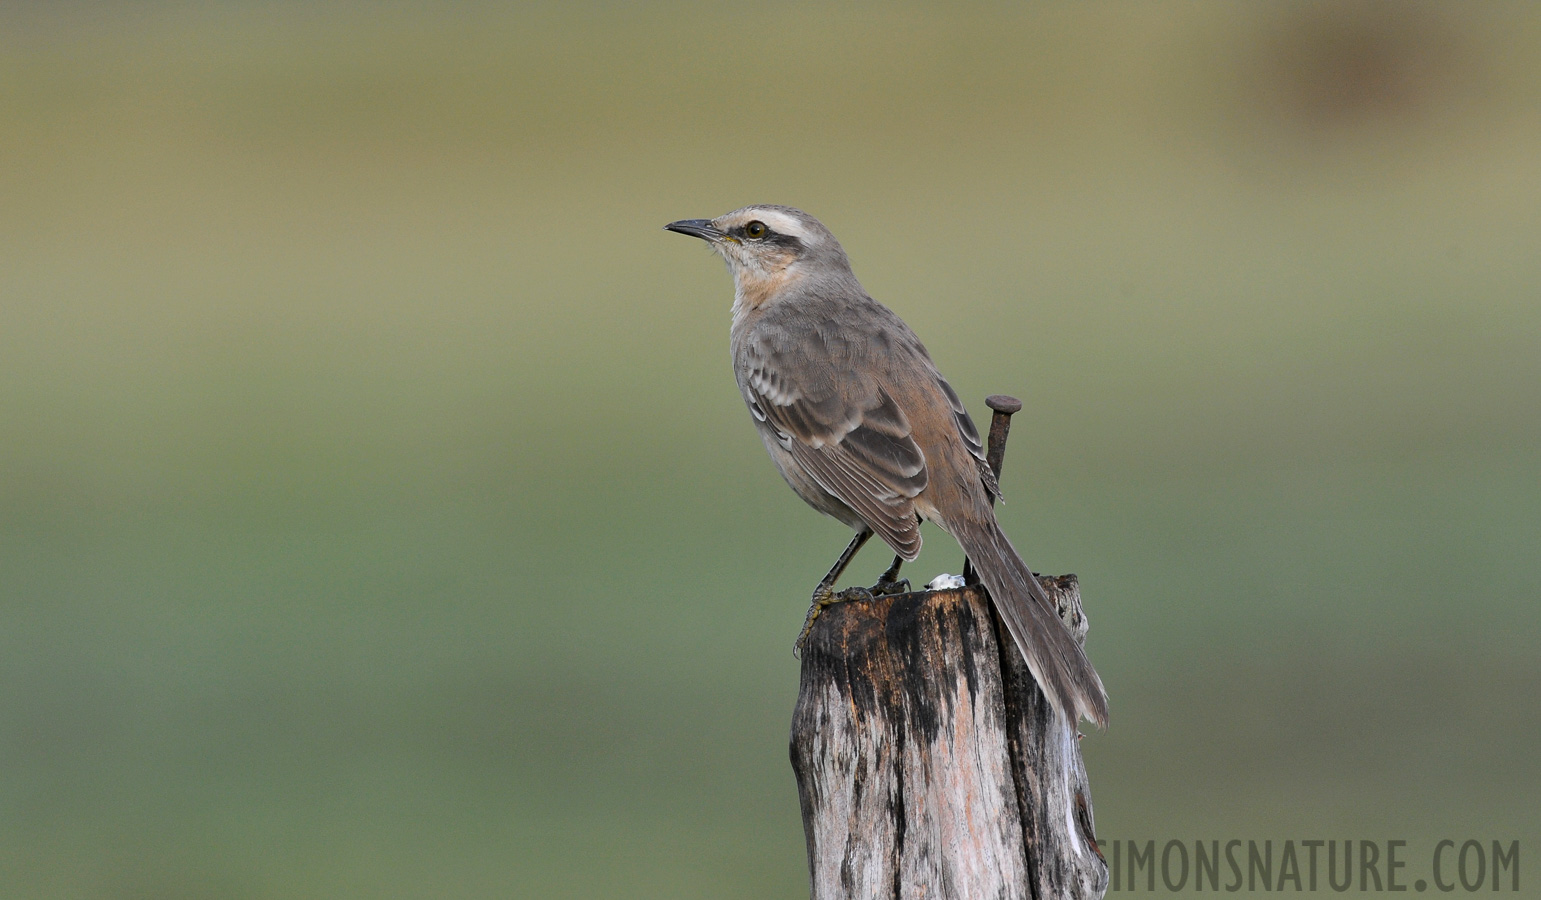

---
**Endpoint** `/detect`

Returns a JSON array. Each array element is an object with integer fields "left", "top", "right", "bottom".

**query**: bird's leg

[
  {"left": 869, "top": 554, "right": 910, "bottom": 596},
  {"left": 795, "top": 529, "right": 873, "bottom": 656}
]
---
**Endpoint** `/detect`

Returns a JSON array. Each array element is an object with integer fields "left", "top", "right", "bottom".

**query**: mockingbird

[{"left": 666, "top": 205, "right": 1107, "bottom": 728}]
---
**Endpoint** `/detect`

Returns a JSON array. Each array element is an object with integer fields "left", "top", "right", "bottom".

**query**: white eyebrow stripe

[{"left": 752, "top": 209, "right": 812, "bottom": 241}]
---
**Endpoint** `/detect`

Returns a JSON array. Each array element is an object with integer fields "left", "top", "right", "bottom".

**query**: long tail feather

[{"left": 952, "top": 516, "right": 1109, "bottom": 728}]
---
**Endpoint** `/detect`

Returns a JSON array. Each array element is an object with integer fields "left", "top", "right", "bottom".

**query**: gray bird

[{"left": 666, "top": 205, "right": 1107, "bottom": 728}]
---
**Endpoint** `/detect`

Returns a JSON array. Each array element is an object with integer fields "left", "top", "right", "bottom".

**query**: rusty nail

[
  {"left": 983, "top": 394, "right": 1022, "bottom": 489},
  {"left": 965, "top": 394, "right": 1023, "bottom": 586}
]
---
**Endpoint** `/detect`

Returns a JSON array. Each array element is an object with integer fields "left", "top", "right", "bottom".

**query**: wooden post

[
  {"left": 788, "top": 396, "right": 1107, "bottom": 899},
  {"left": 789, "top": 580, "right": 1105, "bottom": 899}
]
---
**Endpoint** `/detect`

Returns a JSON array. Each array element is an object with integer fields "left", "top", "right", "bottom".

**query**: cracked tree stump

[{"left": 790, "top": 576, "right": 1107, "bottom": 900}]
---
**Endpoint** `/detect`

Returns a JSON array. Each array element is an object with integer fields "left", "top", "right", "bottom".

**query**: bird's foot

[
  {"left": 794, "top": 585, "right": 875, "bottom": 657},
  {"left": 868, "top": 575, "right": 910, "bottom": 597}
]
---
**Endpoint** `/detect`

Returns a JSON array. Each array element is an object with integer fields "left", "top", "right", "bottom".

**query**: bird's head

[{"left": 665, "top": 205, "right": 852, "bottom": 308}]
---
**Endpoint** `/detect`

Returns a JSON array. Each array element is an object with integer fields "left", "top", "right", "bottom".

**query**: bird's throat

[{"left": 732, "top": 267, "right": 797, "bottom": 321}]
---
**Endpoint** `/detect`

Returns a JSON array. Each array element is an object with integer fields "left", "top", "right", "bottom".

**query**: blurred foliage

[{"left": 1, "top": 2, "right": 1538, "bottom": 897}]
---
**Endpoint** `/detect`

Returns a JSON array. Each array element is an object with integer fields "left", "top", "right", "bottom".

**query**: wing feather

[
  {"left": 741, "top": 322, "right": 928, "bottom": 559},
  {"left": 784, "top": 438, "right": 922, "bottom": 559},
  {"left": 937, "top": 375, "right": 1000, "bottom": 501}
]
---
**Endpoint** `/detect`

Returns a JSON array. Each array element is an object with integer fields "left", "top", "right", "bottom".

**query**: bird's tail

[{"left": 951, "top": 514, "right": 1109, "bottom": 729}]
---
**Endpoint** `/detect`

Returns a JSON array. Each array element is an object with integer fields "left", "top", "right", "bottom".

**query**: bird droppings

[{"left": 926, "top": 573, "right": 967, "bottom": 591}]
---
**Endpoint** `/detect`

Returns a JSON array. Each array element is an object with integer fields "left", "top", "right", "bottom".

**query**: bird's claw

[
  {"left": 869, "top": 576, "right": 910, "bottom": 597},
  {"left": 793, "top": 586, "right": 875, "bottom": 657}
]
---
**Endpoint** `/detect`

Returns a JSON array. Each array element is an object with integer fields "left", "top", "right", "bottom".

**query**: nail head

[{"left": 985, "top": 395, "right": 1022, "bottom": 414}]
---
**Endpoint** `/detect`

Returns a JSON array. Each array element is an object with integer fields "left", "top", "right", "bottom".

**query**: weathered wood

[{"left": 790, "top": 576, "right": 1107, "bottom": 900}]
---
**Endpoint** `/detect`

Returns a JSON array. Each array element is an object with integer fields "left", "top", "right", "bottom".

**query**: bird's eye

[{"left": 744, "top": 220, "right": 768, "bottom": 239}]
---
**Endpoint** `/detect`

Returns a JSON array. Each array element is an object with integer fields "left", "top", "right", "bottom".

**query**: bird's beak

[{"left": 664, "top": 219, "right": 736, "bottom": 243}]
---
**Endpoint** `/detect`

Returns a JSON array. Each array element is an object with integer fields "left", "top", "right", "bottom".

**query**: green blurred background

[{"left": 2, "top": 2, "right": 1537, "bottom": 897}]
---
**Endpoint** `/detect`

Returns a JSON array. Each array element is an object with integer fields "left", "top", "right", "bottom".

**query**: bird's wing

[
  {"left": 742, "top": 321, "right": 927, "bottom": 559},
  {"left": 936, "top": 375, "right": 1000, "bottom": 501}
]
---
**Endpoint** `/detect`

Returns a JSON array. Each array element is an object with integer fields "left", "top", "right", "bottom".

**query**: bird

[{"left": 665, "top": 205, "right": 1107, "bottom": 728}]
